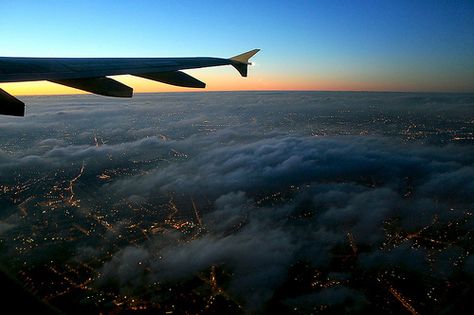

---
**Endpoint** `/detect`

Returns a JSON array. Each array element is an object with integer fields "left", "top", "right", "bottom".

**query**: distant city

[{"left": 0, "top": 91, "right": 473, "bottom": 314}]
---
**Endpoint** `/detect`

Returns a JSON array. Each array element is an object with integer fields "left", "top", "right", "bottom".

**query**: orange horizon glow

[{"left": 1, "top": 68, "right": 471, "bottom": 96}]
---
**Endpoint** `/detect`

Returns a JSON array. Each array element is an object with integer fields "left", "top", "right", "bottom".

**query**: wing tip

[
  {"left": 230, "top": 49, "right": 260, "bottom": 77},
  {"left": 230, "top": 49, "right": 260, "bottom": 64}
]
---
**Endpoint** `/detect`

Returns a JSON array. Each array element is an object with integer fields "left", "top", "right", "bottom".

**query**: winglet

[{"left": 230, "top": 49, "right": 260, "bottom": 77}]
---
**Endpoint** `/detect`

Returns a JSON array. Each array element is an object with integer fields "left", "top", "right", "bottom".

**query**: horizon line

[{"left": 12, "top": 89, "right": 474, "bottom": 97}]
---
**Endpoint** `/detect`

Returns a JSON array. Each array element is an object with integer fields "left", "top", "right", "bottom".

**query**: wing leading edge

[{"left": 0, "top": 49, "right": 260, "bottom": 116}]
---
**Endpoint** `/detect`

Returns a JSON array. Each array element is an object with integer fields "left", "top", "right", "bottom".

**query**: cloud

[
  {"left": 464, "top": 255, "right": 474, "bottom": 275},
  {"left": 284, "top": 287, "right": 368, "bottom": 312},
  {"left": 97, "top": 133, "right": 473, "bottom": 310},
  {"left": 0, "top": 214, "right": 20, "bottom": 235},
  {"left": 109, "top": 135, "right": 474, "bottom": 202},
  {"left": 99, "top": 191, "right": 297, "bottom": 309},
  {"left": 0, "top": 221, "right": 16, "bottom": 235},
  {"left": 99, "top": 246, "right": 150, "bottom": 289},
  {"left": 359, "top": 241, "right": 429, "bottom": 272}
]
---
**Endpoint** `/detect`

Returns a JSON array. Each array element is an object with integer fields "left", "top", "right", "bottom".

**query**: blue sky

[{"left": 1, "top": 0, "right": 473, "bottom": 92}]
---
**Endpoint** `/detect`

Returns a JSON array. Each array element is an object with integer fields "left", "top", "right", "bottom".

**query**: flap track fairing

[
  {"left": 50, "top": 77, "right": 133, "bottom": 98},
  {"left": 0, "top": 88, "right": 25, "bottom": 116},
  {"left": 135, "top": 71, "right": 206, "bottom": 88}
]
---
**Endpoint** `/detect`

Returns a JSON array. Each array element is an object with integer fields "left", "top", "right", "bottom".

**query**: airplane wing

[{"left": 0, "top": 49, "right": 260, "bottom": 116}]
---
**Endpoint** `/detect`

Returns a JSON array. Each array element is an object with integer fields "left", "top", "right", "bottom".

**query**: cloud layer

[{"left": 98, "top": 133, "right": 474, "bottom": 311}]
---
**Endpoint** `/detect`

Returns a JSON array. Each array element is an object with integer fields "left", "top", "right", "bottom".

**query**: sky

[{"left": 0, "top": 0, "right": 473, "bottom": 94}]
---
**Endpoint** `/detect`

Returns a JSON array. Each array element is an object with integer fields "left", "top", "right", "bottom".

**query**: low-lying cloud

[{"left": 99, "top": 134, "right": 473, "bottom": 311}]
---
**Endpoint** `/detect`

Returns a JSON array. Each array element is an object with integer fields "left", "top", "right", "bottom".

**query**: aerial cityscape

[{"left": 0, "top": 91, "right": 473, "bottom": 313}]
